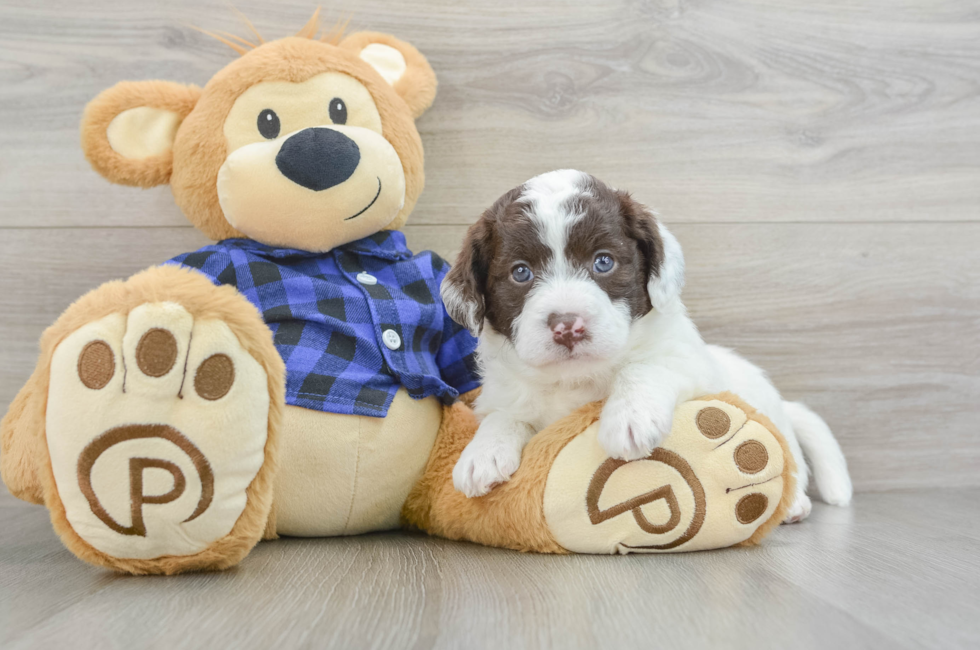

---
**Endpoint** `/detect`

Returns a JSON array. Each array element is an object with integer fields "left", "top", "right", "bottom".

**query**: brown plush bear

[{"left": 0, "top": 14, "right": 794, "bottom": 574}]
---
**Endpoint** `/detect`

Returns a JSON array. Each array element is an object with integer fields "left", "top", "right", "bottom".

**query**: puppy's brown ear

[
  {"left": 340, "top": 32, "right": 437, "bottom": 119},
  {"left": 81, "top": 81, "right": 201, "bottom": 188},
  {"left": 441, "top": 216, "right": 496, "bottom": 334},
  {"left": 619, "top": 192, "right": 685, "bottom": 312}
]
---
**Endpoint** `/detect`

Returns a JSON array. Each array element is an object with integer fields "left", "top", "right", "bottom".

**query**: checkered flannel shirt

[{"left": 166, "top": 231, "right": 481, "bottom": 417}]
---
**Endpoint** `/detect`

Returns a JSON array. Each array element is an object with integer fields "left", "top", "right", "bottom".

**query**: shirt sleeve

[
  {"left": 165, "top": 245, "right": 239, "bottom": 289},
  {"left": 431, "top": 254, "right": 482, "bottom": 395}
]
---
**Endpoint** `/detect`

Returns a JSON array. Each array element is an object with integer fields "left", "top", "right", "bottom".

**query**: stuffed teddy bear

[{"left": 0, "top": 14, "right": 795, "bottom": 574}]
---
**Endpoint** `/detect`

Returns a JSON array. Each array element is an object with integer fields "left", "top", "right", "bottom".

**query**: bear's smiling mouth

[{"left": 344, "top": 177, "right": 383, "bottom": 221}]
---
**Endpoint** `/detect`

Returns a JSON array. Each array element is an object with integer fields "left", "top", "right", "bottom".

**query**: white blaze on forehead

[
  {"left": 503, "top": 170, "right": 636, "bottom": 371},
  {"left": 519, "top": 169, "right": 592, "bottom": 277}
]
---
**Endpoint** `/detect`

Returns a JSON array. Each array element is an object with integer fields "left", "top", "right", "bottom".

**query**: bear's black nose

[{"left": 275, "top": 127, "right": 360, "bottom": 192}]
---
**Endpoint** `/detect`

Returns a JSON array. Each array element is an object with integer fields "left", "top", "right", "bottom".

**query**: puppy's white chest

[{"left": 527, "top": 380, "right": 609, "bottom": 431}]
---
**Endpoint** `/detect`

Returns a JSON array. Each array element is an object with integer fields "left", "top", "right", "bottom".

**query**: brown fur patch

[
  {"left": 442, "top": 186, "right": 531, "bottom": 333},
  {"left": 443, "top": 175, "right": 669, "bottom": 337},
  {"left": 565, "top": 179, "right": 657, "bottom": 320},
  {"left": 617, "top": 190, "right": 665, "bottom": 306},
  {"left": 481, "top": 200, "right": 555, "bottom": 338},
  {"left": 0, "top": 265, "right": 285, "bottom": 574}
]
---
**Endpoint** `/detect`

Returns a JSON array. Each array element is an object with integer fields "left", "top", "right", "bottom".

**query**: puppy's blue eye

[
  {"left": 594, "top": 254, "right": 614, "bottom": 273},
  {"left": 512, "top": 265, "right": 533, "bottom": 283}
]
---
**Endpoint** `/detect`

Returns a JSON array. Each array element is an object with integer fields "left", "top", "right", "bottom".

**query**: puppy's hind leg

[{"left": 778, "top": 418, "right": 813, "bottom": 524}]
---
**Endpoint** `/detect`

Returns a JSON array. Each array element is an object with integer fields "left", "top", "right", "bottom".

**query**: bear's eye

[
  {"left": 329, "top": 98, "right": 347, "bottom": 125},
  {"left": 257, "top": 109, "right": 280, "bottom": 139}
]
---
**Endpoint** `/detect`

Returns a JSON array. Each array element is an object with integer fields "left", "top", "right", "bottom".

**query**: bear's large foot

[
  {"left": 543, "top": 394, "right": 796, "bottom": 553},
  {"left": 404, "top": 392, "right": 794, "bottom": 555},
  {"left": 2, "top": 266, "right": 283, "bottom": 574}
]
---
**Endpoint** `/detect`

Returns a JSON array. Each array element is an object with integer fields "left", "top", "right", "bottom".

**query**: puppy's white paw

[
  {"left": 453, "top": 434, "right": 523, "bottom": 498},
  {"left": 783, "top": 493, "right": 813, "bottom": 524},
  {"left": 598, "top": 397, "right": 674, "bottom": 461}
]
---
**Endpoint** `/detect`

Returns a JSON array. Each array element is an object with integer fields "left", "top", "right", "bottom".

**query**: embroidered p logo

[
  {"left": 545, "top": 399, "right": 789, "bottom": 554},
  {"left": 77, "top": 424, "right": 215, "bottom": 537},
  {"left": 585, "top": 448, "right": 706, "bottom": 551}
]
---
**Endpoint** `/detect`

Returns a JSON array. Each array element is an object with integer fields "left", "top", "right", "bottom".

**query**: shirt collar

[
  {"left": 342, "top": 231, "right": 412, "bottom": 260},
  {"left": 219, "top": 231, "right": 411, "bottom": 262}
]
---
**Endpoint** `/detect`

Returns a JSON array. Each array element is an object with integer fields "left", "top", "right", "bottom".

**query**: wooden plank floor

[{"left": 1, "top": 485, "right": 978, "bottom": 650}]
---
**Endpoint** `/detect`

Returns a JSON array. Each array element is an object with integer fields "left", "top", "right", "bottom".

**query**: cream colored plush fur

[
  {"left": 275, "top": 391, "right": 442, "bottom": 537},
  {"left": 1, "top": 265, "right": 285, "bottom": 574},
  {"left": 46, "top": 305, "right": 271, "bottom": 560}
]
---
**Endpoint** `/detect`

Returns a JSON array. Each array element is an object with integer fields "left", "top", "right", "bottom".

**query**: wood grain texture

[
  {"left": 0, "top": 3, "right": 979, "bottom": 490},
  {"left": 1, "top": 223, "right": 977, "bottom": 492},
  {"left": 2, "top": 485, "right": 979, "bottom": 649},
  {"left": 0, "top": 0, "right": 978, "bottom": 227}
]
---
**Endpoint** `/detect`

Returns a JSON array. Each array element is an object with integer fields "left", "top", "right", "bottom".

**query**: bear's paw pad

[
  {"left": 543, "top": 398, "right": 787, "bottom": 553},
  {"left": 46, "top": 302, "right": 270, "bottom": 561}
]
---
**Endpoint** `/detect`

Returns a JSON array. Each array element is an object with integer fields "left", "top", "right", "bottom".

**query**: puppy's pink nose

[{"left": 548, "top": 313, "right": 588, "bottom": 350}]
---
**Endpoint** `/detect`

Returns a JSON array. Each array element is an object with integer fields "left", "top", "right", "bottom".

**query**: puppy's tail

[{"left": 785, "top": 402, "right": 853, "bottom": 506}]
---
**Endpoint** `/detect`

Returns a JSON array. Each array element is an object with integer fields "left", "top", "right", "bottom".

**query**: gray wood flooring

[{"left": 1, "top": 485, "right": 978, "bottom": 650}]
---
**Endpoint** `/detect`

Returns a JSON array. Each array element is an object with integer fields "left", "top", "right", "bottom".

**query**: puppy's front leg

[
  {"left": 599, "top": 366, "right": 689, "bottom": 461},
  {"left": 453, "top": 411, "right": 535, "bottom": 498}
]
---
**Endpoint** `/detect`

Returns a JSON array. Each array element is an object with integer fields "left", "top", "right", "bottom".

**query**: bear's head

[{"left": 81, "top": 16, "right": 436, "bottom": 253}]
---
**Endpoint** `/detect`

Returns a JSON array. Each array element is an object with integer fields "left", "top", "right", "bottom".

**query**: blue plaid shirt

[{"left": 166, "top": 231, "right": 480, "bottom": 417}]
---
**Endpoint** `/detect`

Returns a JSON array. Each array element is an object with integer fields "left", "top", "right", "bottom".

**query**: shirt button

[
  {"left": 382, "top": 329, "right": 401, "bottom": 350},
  {"left": 356, "top": 272, "right": 378, "bottom": 285}
]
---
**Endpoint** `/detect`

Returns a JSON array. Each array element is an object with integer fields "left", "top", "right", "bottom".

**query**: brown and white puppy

[{"left": 441, "top": 170, "right": 852, "bottom": 523}]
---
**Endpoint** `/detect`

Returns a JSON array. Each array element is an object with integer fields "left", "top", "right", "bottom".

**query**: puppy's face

[{"left": 443, "top": 170, "right": 684, "bottom": 372}]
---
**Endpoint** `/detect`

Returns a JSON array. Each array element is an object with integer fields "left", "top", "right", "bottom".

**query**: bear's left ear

[
  {"left": 340, "top": 32, "right": 437, "bottom": 119},
  {"left": 81, "top": 81, "right": 201, "bottom": 188}
]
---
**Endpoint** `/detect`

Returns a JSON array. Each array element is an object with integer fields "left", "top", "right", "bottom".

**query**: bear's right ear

[
  {"left": 340, "top": 32, "right": 438, "bottom": 119},
  {"left": 81, "top": 81, "right": 201, "bottom": 188}
]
